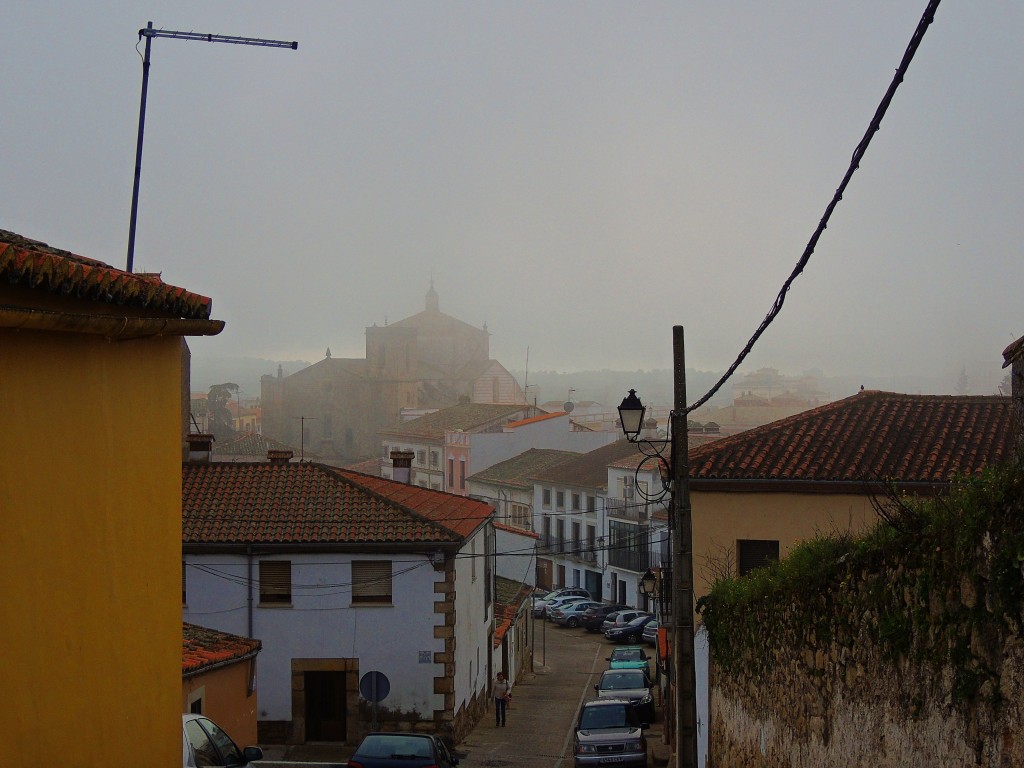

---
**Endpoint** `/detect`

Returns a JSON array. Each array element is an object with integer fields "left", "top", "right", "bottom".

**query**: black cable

[{"left": 687, "top": 0, "right": 942, "bottom": 414}]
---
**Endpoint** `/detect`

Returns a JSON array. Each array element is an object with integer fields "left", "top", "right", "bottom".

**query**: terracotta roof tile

[
  {"left": 183, "top": 462, "right": 491, "bottom": 544},
  {"left": 213, "top": 431, "right": 311, "bottom": 459},
  {"left": 687, "top": 391, "right": 1014, "bottom": 485},
  {"left": 182, "top": 622, "right": 260, "bottom": 676},
  {"left": 0, "top": 229, "right": 214, "bottom": 319},
  {"left": 504, "top": 412, "right": 566, "bottom": 428},
  {"left": 467, "top": 448, "right": 579, "bottom": 489},
  {"left": 530, "top": 440, "right": 639, "bottom": 490}
]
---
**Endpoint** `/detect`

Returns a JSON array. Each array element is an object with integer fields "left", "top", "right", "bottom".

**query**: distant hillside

[
  {"left": 189, "top": 354, "right": 982, "bottom": 407},
  {"left": 189, "top": 354, "right": 311, "bottom": 397}
]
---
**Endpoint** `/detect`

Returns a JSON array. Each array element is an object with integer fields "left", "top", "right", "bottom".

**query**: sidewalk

[{"left": 256, "top": 621, "right": 669, "bottom": 767}]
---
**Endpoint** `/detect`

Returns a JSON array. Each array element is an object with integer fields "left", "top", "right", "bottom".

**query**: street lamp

[
  {"left": 617, "top": 389, "right": 646, "bottom": 440},
  {"left": 618, "top": 326, "right": 698, "bottom": 768},
  {"left": 639, "top": 569, "right": 658, "bottom": 597}
]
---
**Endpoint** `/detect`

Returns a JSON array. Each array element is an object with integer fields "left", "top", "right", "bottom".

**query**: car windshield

[
  {"left": 358, "top": 735, "right": 433, "bottom": 759},
  {"left": 579, "top": 705, "right": 631, "bottom": 730},
  {"left": 601, "top": 672, "right": 646, "bottom": 690}
]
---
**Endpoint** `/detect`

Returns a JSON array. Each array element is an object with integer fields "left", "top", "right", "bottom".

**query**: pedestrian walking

[{"left": 493, "top": 671, "right": 511, "bottom": 726}]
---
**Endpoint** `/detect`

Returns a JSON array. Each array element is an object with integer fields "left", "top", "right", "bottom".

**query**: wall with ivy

[{"left": 699, "top": 466, "right": 1024, "bottom": 767}]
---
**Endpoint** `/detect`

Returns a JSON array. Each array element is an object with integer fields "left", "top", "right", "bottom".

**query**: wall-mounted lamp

[{"left": 639, "top": 569, "right": 658, "bottom": 597}]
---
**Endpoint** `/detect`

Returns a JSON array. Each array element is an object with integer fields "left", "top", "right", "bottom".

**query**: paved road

[
  {"left": 258, "top": 618, "right": 664, "bottom": 768},
  {"left": 459, "top": 618, "right": 662, "bottom": 768}
]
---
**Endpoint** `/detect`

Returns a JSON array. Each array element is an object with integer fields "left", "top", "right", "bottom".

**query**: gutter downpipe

[{"left": 247, "top": 546, "right": 254, "bottom": 638}]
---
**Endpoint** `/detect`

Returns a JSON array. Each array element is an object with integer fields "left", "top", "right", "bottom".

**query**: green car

[{"left": 606, "top": 645, "right": 651, "bottom": 682}]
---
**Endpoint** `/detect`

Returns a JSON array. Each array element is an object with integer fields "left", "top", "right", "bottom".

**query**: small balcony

[{"left": 605, "top": 497, "right": 650, "bottom": 522}]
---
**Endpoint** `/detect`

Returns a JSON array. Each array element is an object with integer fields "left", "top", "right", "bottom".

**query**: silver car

[
  {"left": 594, "top": 669, "right": 656, "bottom": 726},
  {"left": 574, "top": 698, "right": 648, "bottom": 768}
]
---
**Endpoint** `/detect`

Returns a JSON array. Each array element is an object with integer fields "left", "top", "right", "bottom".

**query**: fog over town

[{"left": 4, "top": 2, "right": 1022, "bottom": 403}]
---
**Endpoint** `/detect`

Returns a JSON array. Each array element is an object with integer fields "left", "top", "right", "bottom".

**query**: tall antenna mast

[
  {"left": 126, "top": 22, "right": 298, "bottom": 272},
  {"left": 523, "top": 346, "right": 530, "bottom": 403}
]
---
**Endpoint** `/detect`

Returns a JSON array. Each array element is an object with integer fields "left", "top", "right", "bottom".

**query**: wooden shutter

[
  {"left": 352, "top": 561, "right": 392, "bottom": 603},
  {"left": 260, "top": 560, "right": 291, "bottom": 603},
  {"left": 737, "top": 540, "right": 779, "bottom": 576}
]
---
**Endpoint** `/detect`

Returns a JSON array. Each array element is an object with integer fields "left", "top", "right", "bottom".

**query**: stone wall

[{"left": 703, "top": 469, "right": 1024, "bottom": 767}]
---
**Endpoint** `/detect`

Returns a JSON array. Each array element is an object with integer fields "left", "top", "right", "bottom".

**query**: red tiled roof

[
  {"left": 504, "top": 412, "right": 566, "bottom": 428},
  {"left": 530, "top": 439, "right": 639, "bottom": 490},
  {"left": 467, "top": 448, "right": 579, "bottom": 489},
  {"left": 0, "top": 229, "right": 214, "bottom": 319},
  {"left": 1004, "top": 335, "right": 1024, "bottom": 367},
  {"left": 213, "top": 431, "right": 310, "bottom": 459},
  {"left": 335, "top": 469, "right": 493, "bottom": 538},
  {"left": 183, "top": 462, "right": 491, "bottom": 544},
  {"left": 493, "top": 577, "right": 533, "bottom": 647},
  {"left": 182, "top": 622, "right": 260, "bottom": 677},
  {"left": 494, "top": 521, "right": 540, "bottom": 539},
  {"left": 687, "top": 391, "right": 1014, "bottom": 485},
  {"left": 344, "top": 457, "right": 383, "bottom": 475}
]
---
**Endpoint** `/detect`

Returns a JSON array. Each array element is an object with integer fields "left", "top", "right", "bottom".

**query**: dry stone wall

[{"left": 703, "top": 470, "right": 1024, "bottom": 767}]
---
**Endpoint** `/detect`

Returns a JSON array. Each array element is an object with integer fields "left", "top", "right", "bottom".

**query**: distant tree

[
  {"left": 955, "top": 366, "right": 970, "bottom": 395},
  {"left": 208, "top": 382, "right": 239, "bottom": 440},
  {"left": 998, "top": 373, "right": 1012, "bottom": 396}
]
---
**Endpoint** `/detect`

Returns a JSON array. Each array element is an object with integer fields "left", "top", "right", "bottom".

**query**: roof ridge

[{"left": 331, "top": 468, "right": 474, "bottom": 541}]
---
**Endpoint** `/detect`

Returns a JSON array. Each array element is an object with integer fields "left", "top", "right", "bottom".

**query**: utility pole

[
  {"left": 671, "top": 325, "right": 699, "bottom": 768},
  {"left": 126, "top": 22, "right": 298, "bottom": 272}
]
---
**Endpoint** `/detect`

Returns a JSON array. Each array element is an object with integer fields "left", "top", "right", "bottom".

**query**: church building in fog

[{"left": 260, "top": 284, "right": 524, "bottom": 464}]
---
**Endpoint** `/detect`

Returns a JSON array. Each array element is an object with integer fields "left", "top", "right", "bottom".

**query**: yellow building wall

[
  {"left": 691, "top": 490, "right": 879, "bottom": 607},
  {"left": 0, "top": 329, "right": 183, "bottom": 766},
  {"left": 182, "top": 661, "right": 260, "bottom": 747}
]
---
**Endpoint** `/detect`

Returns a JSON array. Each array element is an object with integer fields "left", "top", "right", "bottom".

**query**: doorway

[{"left": 304, "top": 671, "right": 346, "bottom": 741}]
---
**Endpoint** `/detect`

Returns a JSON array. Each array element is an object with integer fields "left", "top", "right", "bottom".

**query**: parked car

[
  {"left": 607, "top": 645, "right": 652, "bottom": 681},
  {"left": 183, "top": 714, "right": 263, "bottom": 768},
  {"left": 594, "top": 668, "right": 656, "bottom": 725},
  {"left": 536, "top": 593, "right": 593, "bottom": 610},
  {"left": 600, "top": 609, "right": 651, "bottom": 635},
  {"left": 573, "top": 697, "right": 648, "bottom": 768},
  {"left": 580, "top": 604, "right": 632, "bottom": 633},
  {"left": 641, "top": 619, "right": 659, "bottom": 647},
  {"left": 550, "top": 600, "right": 601, "bottom": 628},
  {"left": 346, "top": 732, "right": 459, "bottom": 768},
  {"left": 535, "top": 594, "right": 591, "bottom": 619},
  {"left": 605, "top": 615, "right": 657, "bottom": 644}
]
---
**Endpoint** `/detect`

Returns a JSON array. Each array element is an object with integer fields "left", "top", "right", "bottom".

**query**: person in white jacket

[{"left": 493, "top": 672, "right": 512, "bottom": 726}]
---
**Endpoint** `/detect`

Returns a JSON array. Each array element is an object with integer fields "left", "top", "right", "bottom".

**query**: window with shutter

[
  {"left": 259, "top": 560, "right": 291, "bottom": 604},
  {"left": 737, "top": 540, "right": 780, "bottom": 576},
  {"left": 352, "top": 561, "right": 392, "bottom": 604}
]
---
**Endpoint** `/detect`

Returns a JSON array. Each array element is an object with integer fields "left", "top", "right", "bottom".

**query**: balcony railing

[
  {"left": 607, "top": 547, "right": 654, "bottom": 573},
  {"left": 605, "top": 497, "right": 650, "bottom": 522}
]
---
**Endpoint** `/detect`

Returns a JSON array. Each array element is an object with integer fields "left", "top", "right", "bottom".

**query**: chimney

[
  {"left": 186, "top": 433, "right": 214, "bottom": 463},
  {"left": 268, "top": 449, "right": 294, "bottom": 465},
  {"left": 390, "top": 449, "right": 415, "bottom": 484}
]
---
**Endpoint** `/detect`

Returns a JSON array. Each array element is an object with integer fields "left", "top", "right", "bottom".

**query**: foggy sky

[{"left": 3, "top": 2, "right": 1021, "bottom": 394}]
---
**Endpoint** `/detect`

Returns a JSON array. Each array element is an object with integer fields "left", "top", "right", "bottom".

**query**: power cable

[{"left": 687, "top": 0, "right": 942, "bottom": 414}]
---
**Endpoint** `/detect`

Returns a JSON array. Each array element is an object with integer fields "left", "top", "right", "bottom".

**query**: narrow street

[{"left": 459, "top": 618, "right": 663, "bottom": 768}]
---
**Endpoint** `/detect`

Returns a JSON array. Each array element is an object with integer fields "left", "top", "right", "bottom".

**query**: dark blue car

[{"left": 604, "top": 614, "right": 656, "bottom": 644}]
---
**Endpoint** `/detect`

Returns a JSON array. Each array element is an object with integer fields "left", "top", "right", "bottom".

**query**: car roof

[{"left": 581, "top": 697, "right": 633, "bottom": 709}]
